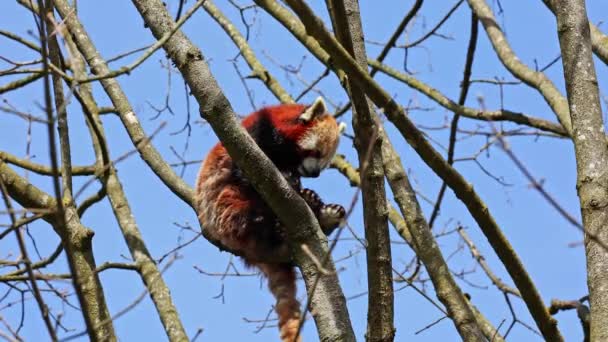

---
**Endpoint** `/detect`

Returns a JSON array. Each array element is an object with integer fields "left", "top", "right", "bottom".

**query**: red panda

[{"left": 196, "top": 97, "right": 346, "bottom": 342}]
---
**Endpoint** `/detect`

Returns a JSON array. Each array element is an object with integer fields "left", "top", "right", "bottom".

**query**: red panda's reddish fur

[{"left": 196, "top": 97, "right": 345, "bottom": 342}]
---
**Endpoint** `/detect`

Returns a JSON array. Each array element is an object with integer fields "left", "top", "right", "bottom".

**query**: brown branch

[
  {"left": 458, "top": 227, "right": 520, "bottom": 297},
  {"left": 367, "top": 59, "right": 567, "bottom": 136},
  {"left": 554, "top": 1, "right": 608, "bottom": 340},
  {"left": 324, "top": 1, "right": 394, "bottom": 340},
  {"left": 0, "top": 151, "right": 96, "bottom": 176},
  {"left": 0, "top": 73, "right": 44, "bottom": 94},
  {"left": 404, "top": 0, "right": 464, "bottom": 48},
  {"left": 548, "top": 299, "right": 580, "bottom": 314},
  {"left": 549, "top": 297, "right": 590, "bottom": 342},
  {"left": 76, "top": 186, "right": 106, "bottom": 217},
  {"left": 0, "top": 243, "right": 63, "bottom": 278},
  {"left": 428, "top": 12, "right": 479, "bottom": 229}
]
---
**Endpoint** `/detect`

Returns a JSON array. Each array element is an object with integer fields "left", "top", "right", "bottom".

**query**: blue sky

[{"left": 1, "top": 0, "right": 607, "bottom": 341}]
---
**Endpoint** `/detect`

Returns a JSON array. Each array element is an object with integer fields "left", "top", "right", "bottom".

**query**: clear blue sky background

[{"left": 1, "top": 0, "right": 608, "bottom": 341}]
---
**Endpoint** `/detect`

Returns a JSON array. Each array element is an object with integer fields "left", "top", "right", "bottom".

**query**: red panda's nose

[
  {"left": 308, "top": 169, "right": 320, "bottom": 177},
  {"left": 299, "top": 164, "right": 321, "bottom": 178}
]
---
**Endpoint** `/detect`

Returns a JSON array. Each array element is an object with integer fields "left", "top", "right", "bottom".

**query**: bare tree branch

[
  {"left": 0, "top": 152, "right": 96, "bottom": 177},
  {"left": 367, "top": 59, "right": 567, "bottom": 136},
  {"left": 324, "top": 0, "right": 394, "bottom": 340},
  {"left": 202, "top": 0, "right": 294, "bottom": 104},
  {"left": 554, "top": 0, "right": 608, "bottom": 339},
  {"left": 466, "top": 0, "right": 571, "bottom": 134}
]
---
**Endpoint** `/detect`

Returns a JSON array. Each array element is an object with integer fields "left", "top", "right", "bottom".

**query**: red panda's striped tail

[{"left": 257, "top": 263, "right": 303, "bottom": 342}]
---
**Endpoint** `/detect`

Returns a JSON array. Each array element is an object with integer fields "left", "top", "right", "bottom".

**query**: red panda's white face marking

[{"left": 296, "top": 97, "right": 345, "bottom": 177}]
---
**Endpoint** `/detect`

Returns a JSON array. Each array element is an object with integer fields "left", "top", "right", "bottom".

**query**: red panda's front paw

[
  {"left": 300, "top": 188, "right": 323, "bottom": 210},
  {"left": 319, "top": 204, "right": 346, "bottom": 235}
]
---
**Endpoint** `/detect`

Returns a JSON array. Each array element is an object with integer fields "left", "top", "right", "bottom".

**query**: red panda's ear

[{"left": 299, "top": 96, "right": 327, "bottom": 122}]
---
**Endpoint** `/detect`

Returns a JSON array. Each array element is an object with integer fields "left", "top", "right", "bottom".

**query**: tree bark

[
  {"left": 554, "top": 0, "right": 608, "bottom": 340},
  {"left": 323, "top": 0, "right": 394, "bottom": 340}
]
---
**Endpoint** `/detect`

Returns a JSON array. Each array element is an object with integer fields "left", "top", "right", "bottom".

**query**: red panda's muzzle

[
  {"left": 298, "top": 159, "right": 322, "bottom": 177},
  {"left": 301, "top": 167, "right": 321, "bottom": 178}
]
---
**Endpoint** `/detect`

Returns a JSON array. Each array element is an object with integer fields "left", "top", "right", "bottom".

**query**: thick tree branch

[
  {"left": 33, "top": 2, "right": 117, "bottom": 340},
  {"left": 554, "top": 1, "right": 608, "bottom": 340},
  {"left": 333, "top": 150, "right": 491, "bottom": 340},
  {"left": 324, "top": 1, "right": 394, "bottom": 340},
  {"left": 468, "top": 301, "right": 506, "bottom": 342}
]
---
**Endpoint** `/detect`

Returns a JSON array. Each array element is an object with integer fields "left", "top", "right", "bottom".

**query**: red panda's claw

[
  {"left": 319, "top": 204, "right": 346, "bottom": 234},
  {"left": 300, "top": 188, "right": 323, "bottom": 208}
]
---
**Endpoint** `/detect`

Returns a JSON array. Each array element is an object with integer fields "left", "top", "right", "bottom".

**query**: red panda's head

[{"left": 243, "top": 96, "right": 345, "bottom": 178}]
